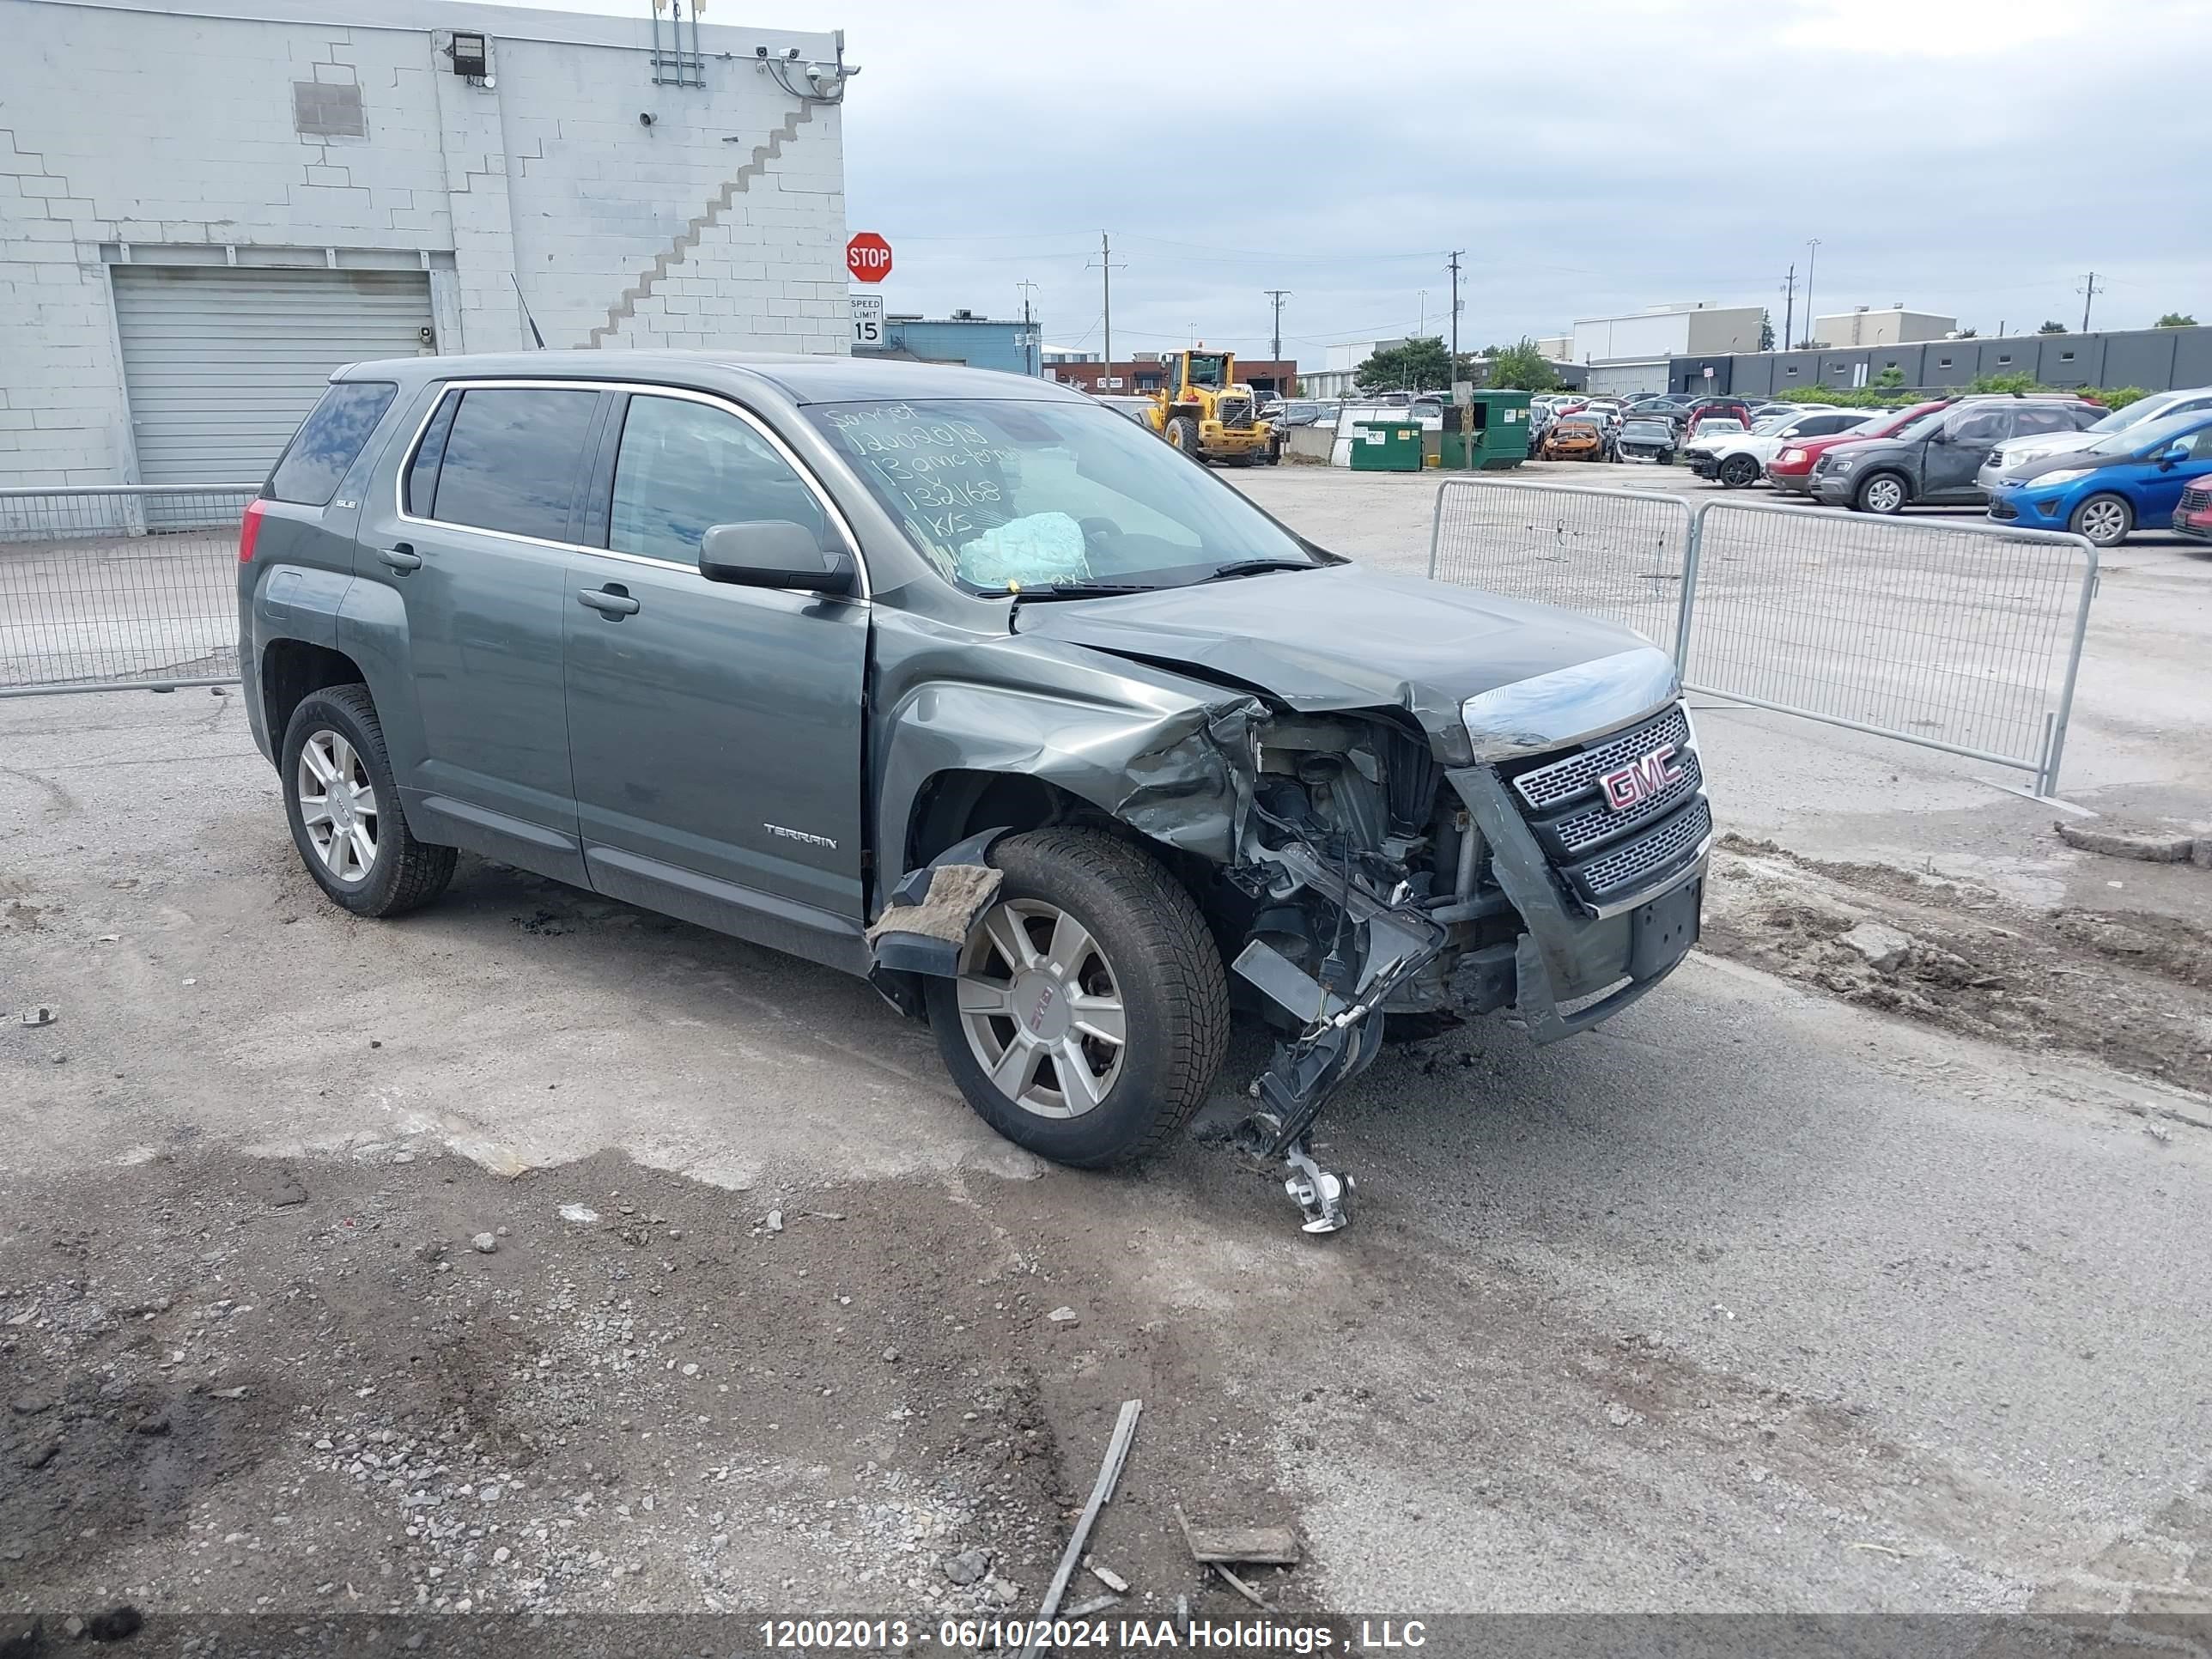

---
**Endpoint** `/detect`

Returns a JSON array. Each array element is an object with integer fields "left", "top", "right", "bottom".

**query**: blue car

[{"left": 1987, "top": 409, "right": 2212, "bottom": 547}]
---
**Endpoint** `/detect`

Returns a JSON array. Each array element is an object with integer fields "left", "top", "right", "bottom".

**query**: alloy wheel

[
  {"left": 1862, "top": 476, "right": 1905, "bottom": 514},
  {"left": 296, "top": 727, "right": 380, "bottom": 883},
  {"left": 2076, "top": 497, "right": 2130, "bottom": 546},
  {"left": 956, "top": 898, "right": 1127, "bottom": 1119}
]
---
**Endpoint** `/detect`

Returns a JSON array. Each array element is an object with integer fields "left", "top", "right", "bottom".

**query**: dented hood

[{"left": 1014, "top": 563, "right": 1649, "bottom": 740}]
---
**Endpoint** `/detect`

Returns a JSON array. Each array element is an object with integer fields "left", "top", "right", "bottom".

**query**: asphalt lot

[{"left": 4, "top": 469, "right": 2212, "bottom": 1625}]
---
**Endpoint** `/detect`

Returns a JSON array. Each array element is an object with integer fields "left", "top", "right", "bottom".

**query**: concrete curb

[{"left": 2056, "top": 820, "right": 2210, "bottom": 866}]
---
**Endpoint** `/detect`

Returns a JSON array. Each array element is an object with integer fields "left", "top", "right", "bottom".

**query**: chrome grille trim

[
  {"left": 1216, "top": 395, "right": 1254, "bottom": 428},
  {"left": 1550, "top": 747, "right": 1704, "bottom": 855},
  {"left": 1569, "top": 798, "right": 1713, "bottom": 901},
  {"left": 1512, "top": 704, "right": 1692, "bottom": 811}
]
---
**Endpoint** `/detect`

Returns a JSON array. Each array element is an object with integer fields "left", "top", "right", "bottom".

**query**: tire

[
  {"left": 1855, "top": 471, "right": 1910, "bottom": 515},
  {"left": 1165, "top": 416, "right": 1200, "bottom": 458},
  {"left": 2069, "top": 492, "right": 2133, "bottom": 548},
  {"left": 923, "top": 826, "right": 1230, "bottom": 1170},
  {"left": 281, "top": 684, "right": 456, "bottom": 918},
  {"left": 1718, "top": 453, "right": 1760, "bottom": 489}
]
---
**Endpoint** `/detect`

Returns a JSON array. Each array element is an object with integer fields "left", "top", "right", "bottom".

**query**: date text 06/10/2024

[{"left": 755, "top": 1617, "right": 1429, "bottom": 1651}]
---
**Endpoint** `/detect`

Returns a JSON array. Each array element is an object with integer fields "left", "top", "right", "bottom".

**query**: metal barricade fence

[
  {"left": 1430, "top": 477, "right": 2098, "bottom": 796},
  {"left": 0, "top": 484, "right": 256, "bottom": 697},
  {"left": 1428, "top": 478, "right": 1695, "bottom": 658}
]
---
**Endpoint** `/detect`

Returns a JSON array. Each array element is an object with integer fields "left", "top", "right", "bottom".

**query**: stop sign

[{"left": 846, "top": 232, "right": 893, "bottom": 284}]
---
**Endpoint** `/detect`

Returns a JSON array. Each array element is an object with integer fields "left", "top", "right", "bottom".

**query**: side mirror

[
  {"left": 700, "top": 520, "right": 855, "bottom": 594},
  {"left": 2158, "top": 441, "right": 2190, "bottom": 469}
]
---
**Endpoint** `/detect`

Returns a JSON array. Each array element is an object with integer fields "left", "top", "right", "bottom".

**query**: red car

[
  {"left": 1767, "top": 398, "right": 1952, "bottom": 495},
  {"left": 2178, "top": 479, "right": 2212, "bottom": 544}
]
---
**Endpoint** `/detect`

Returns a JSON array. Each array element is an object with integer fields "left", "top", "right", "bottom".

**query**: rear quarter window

[{"left": 267, "top": 381, "right": 398, "bottom": 506}]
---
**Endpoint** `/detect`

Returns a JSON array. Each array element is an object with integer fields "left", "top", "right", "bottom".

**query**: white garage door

[{"left": 112, "top": 265, "right": 434, "bottom": 485}]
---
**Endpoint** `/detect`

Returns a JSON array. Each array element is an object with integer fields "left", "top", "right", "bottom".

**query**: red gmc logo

[{"left": 1600, "top": 744, "right": 1684, "bottom": 811}]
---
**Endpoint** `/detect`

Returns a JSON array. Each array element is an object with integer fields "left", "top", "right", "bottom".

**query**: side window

[
  {"left": 2185, "top": 428, "right": 2212, "bottom": 462},
  {"left": 608, "top": 394, "right": 830, "bottom": 564},
  {"left": 405, "top": 392, "right": 459, "bottom": 515},
  {"left": 427, "top": 387, "right": 600, "bottom": 542},
  {"left": 1948, "top": 408, "right": 2007, "bottom": 444},
  {"left": 268, "top": 381, "right": 397, "bottom": 506},
  {"left": 2012, "top": 407, "right": 2073, "bottom": 437}
]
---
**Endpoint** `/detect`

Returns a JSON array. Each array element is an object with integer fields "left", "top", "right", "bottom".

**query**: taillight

[{"left": 238, "top": 498, "right": 266, "bottom": 563}]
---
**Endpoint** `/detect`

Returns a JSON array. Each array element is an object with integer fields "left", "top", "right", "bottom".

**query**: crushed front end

[{"left": 1224, "top": 647, "right": 1710, "bottom": 1231}]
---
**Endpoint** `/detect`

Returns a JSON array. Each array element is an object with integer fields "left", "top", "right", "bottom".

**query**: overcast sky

[{"left": 520, "top": 0, "right": 2208, "bottom": 366}]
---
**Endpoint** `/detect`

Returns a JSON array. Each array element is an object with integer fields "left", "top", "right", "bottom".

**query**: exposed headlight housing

[
  {"left": 1777, "top": 447, "right": 1807, "bottom": 465},
  {"left": 2033, "top": 468, "right": 2092, "bottom": 488}
]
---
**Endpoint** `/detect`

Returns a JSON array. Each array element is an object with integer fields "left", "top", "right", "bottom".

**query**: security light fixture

[{"left": 450, "top": 32, "right": 488, "bottom": 77}]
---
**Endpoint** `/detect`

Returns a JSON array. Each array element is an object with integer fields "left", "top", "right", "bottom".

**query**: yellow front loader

[{"left": 1146, "top": 350, "right": 1279, "bottom": 466}]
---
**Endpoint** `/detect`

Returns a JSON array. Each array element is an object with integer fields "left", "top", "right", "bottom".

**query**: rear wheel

[
  {"left": 1856, "top": 471, "right": 1909, "bottom": 515},
  {"left": 281, "top": 684, "right": 455, "bottom": 918},
  {"left": 1718, "top": 453, "right": 1760, "bottom": 489},
  {"left": 2070, "top": 492, "right": 2133, "bottom": 547},
  {"left": 924, "top": 826, "right": 1229, "bottom": 1169}
]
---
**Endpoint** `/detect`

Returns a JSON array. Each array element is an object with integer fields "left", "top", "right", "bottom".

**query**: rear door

[
  {"left": 362, "top": 381, "right": 604, "bottom": 875},
  {"left": 1925, "top": 404, "right": 2010, "bottom": 500},
  {"left": 562, "top": 389, "right": 870, "bottom": 955}
]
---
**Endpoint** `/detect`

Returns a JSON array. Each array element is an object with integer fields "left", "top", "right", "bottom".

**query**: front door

[
  {"left": 2134, "top": 424, "right": 2212, "bottom": 526},
  {"left": 562, "top": 391, "right": 869, "bottom": 943}
]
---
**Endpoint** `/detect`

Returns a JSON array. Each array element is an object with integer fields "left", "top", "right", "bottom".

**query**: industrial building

[
  {"left": 1567, "top": 303, "right": 1765, "bottom": 395},
  {"left": 854, "top": 311, "right": 1043, "bottom": 377},
  {"left": 1051, "top": 356, "right": 1300, "bottom": 399},
  {"left": 1810, "top": 306, "right": 1958, "bottom": 347},
  {"left": 0, "top": 0, "right": 855, "bottom": 487},
  {"left": 1668, "top": 323, "right": 2212, "bottom": 398}
]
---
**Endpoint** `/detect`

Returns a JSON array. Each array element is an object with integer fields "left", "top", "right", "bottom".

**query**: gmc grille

[{"left": 1503, "top": 703, "right": 1711, "bottom": 908}]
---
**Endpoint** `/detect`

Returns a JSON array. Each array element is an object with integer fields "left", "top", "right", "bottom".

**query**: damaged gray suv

[{"left": 240, "top": 354, "right": 1709, "bottom": 1232}]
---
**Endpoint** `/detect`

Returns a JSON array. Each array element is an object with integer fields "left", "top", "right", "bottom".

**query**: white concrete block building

[{"left": 0, "top": 0, "right": 854, "bottom": 486}]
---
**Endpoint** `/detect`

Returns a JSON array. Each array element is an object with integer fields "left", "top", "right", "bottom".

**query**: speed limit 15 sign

[
  {"left": 850, "top": 294, "right": 884, "bottom": 347},
  {"left": 846, "top": 232, "right": 892, "bottom": 283}
]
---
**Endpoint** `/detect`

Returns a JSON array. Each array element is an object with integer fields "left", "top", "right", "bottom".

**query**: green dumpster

[
  {"left": 1349, "top": 420, "right": 1423, "bottom": 472},
  {"left": 1439, "top": 391, "right": 1533, "bottom": 470}
]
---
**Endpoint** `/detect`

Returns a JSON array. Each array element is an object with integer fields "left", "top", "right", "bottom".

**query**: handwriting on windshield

[{"left": 821, "top": 405, "right": 1018, "bottom": 538}]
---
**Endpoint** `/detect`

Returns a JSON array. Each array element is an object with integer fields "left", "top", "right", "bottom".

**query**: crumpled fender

[{"left": 873, "top": 678, "right": 1264, "bottom": 889}]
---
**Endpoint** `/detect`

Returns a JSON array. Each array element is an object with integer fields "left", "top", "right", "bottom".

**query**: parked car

[
  {"left": 1686, "top": 408, "right": 1880, "bottom": 488},
  {"left": 1615, "top": 416, "right": 1679, "bottom": 465},
  {"left": 1977, "top": 385, "right": 2212, "bottom": 492},
  {"left": 1987, "top": 410, "right": 2212, "bottom": 547},
  {"left": 1681, "top": 398, "right": 1756, "bottom": 441},
  {"left": 1538, "top": 414, "right": 1610, "bottom": 460},
  {"left": 1808, "top": 395, "right": 2105, "bottom": 514},
  {"left": 1767, "top": 399, "right": 1950, "bottom": 495},
  {"left": 237, "top": 352, "right": 1711, "bottom": 1234},
  {"left": 2176, "top": 477, "right": 2212, "bottom": 544}
]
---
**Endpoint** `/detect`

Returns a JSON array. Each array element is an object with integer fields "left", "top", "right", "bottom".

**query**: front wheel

[
  {"left": 1165, "top": 416, "right": 1201, "bottom": 457},
  {"left": 1856, "top": 471, "right": 1909, "bottom": 515},
  {"left": 924, "top": 826, "right": 1229, "bottom": 1169},
  {"left": 2070, "top": 492, "right": 2134, "bottom": 548},
  {"left": 1718, "top": 453, "right": 1760, "bottom": 489},
  {"left": 281, "top": 684, "right": 456, "bottom": 917}
]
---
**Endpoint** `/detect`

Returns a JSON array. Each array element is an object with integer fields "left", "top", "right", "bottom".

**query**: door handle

[
  {"left": 377, "top": 544, "right": 422, "bottom": 573},
  {"left": 577, "top": 586, "right": 641, "bottom": 617}
]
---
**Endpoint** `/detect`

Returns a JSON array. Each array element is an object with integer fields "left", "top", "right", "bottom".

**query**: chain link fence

[
  {"left": 0, "top": 485, "right": 255, "bottom": 697},
  {"left": 1431, "top": 477, "right": 2099, "bottom": 795}
]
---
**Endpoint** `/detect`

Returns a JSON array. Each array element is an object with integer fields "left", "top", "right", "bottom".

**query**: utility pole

[
  {"left": 1015, "top": 280, "right": 1038, "bottom": 378},
  {"left": 1802, "top": 238, "right": 1821, "bottom": 348},
  {"left": 2078, "top": 270, "right": 2104, "bottom": 333},
  {"left": 1445, "top": 251, "right": 1464, "bottom": 368},
  {"left": 1418, "top": 289, "right": 1427, "bottom": 340},
  {"left": 1086, "top": 232, "right": 1124, "bottom": 387},
  {"left": 1264, "top": 289, "right": 1291, "bottom": 362},
  {"left": 1781, "top": 263, "right": 1796, "bottom": 353}
]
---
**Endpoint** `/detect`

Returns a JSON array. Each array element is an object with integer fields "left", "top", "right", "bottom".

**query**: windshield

[
  {"left": 1752, "top": 413, "right": 1796, "bottom": 434},
  {"left": 809, "top": 398, "right": 1320, "bottom": 593},
  {"left": 1186, "top": 353, "right": 1229, "bottom": 388},
  {"left": 2085, "top": 396, "right": 2178, "bottom": 435},
  {"left": 2085, "top": 409, "right": 2210, "bottom": 458}
]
